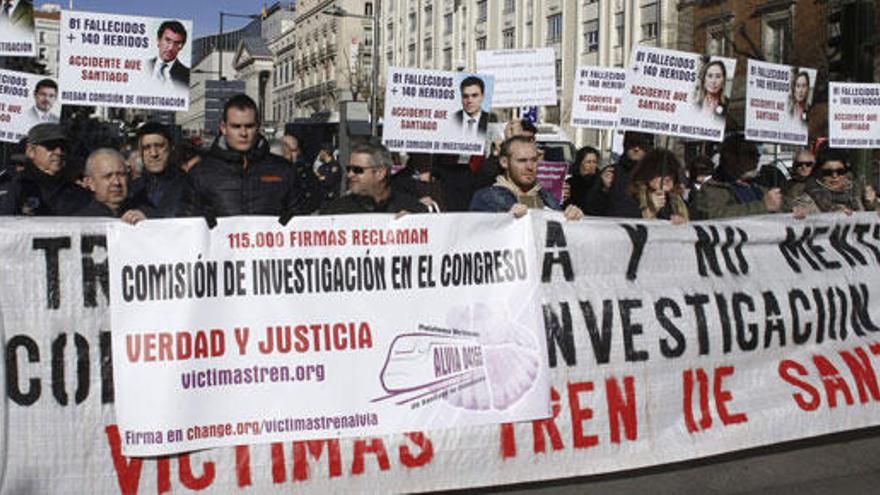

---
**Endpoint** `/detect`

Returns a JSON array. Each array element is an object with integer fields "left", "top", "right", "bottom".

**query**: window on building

[
  {"left": 526, "top": 21, "right": 533, "bottom": 47},
  {"left": 547, "top": 14, "right": 562, "bottom": 44},
  {"left": 584, "top": 19, "right": 599, "bottom": 52},
  {"left": 503, "top": 28, "right": 515, "bottom": 49},
  {"left": 477, "top": 0, "right": 487, "bottom": 22},
  {"left": 477, "top": 36, "right": 487, "bottom": 51},
  {"left": 763, "top": 14, "right": 791, "bottom": 63},
  {"left": 640, "top": 2, "right": 659, "bottom": 43},
  {"left": 39, "top": 31, "right": 45, "bottom": 43},
  {"left": 408, "top": 43, "right": 416, "bottom": 66},
  {"left": 409, "top": 12, "right": 417, "bottom": 31},
  {"left": 444, "top": 13, "right": 453, "bottom": 34},
  {"left": 425, "top": 5, "right": 433, "bottom": 25},
  {"left": 555, "top": 59, "right": 562, "bottom": 87},
  {"left": 424, "top": 38, "right": 433, "bottom": 61},
  {"left": 387, "top": 50, "right": 394, "bottom": 64},
  {"left": 504, "top": 0, "right": 515, "bottom": 14},
  {"left": 615, "top": 12, "right": 624, "bottom": 47},
  {"left": 38, "top": 47, "right": 47, "bottom": 61},
  {"left": 365, "top": 2, "right": 373, "bottom": 16},
  {"left": 706, "top": 24, "right": 730, "bottom": 56},
  {"left": 443, "top": 47, "right": 452, "bottom": 70}
]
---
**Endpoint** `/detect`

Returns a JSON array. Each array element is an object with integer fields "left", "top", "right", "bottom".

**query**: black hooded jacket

[{"left": 179, "top": 135, "right": 320, "bottom": 219}]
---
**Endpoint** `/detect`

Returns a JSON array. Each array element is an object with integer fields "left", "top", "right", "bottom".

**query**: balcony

[{"left": 295, "top": 81, "right": 338, "bottom": 104}]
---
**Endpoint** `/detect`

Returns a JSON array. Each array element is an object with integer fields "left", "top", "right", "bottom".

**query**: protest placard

[
  {"left": 107, "top": 214, "right": 549, "bottom": 456},
  {"left": 58, "top": 11, "right": 192, "bottom": 111},
  {"left": 476, "top": 48, "right": 556, "bottom": 108},
  {"left": 0, "top": 70, "right": 60, "bottom": 143},
  {"left": 3, "top": 212, "right": 880, "bottom": 493},
  {"left": 536, "top": 161, "right": 569, "bottom": 204},
  {"left": 745, "top": 60, "right": 816, "bottom": 145},
  {"left": 383, "top": 67, "right": 495, "bottom": 156},
  {"left": 618, "top": 45, "right": 735, "bottom": 142},
  {"left": 570, "top": 66, "right": 626, "bottom": 130},
  {"left": 0, "top": 0, "right": 36, "bottom": 56},
  {"left": 828, "top": 82, "right": 880, "bottom": 148}
]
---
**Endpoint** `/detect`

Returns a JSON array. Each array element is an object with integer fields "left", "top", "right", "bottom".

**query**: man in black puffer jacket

[{"left": 180, "top": 94, "right": 320, "bottom": 223}]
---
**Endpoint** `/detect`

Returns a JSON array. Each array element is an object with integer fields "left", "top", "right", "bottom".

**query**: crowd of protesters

[{"left": 1, "top": 92, "right": 878, "bottom": 225}]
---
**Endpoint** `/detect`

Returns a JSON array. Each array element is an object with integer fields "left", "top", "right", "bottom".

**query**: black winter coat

[
  {"left": 0, "top": 163, "right": 91, "bottom": 216},
  {"left": 179, "top": 136, "right": 320, "bottom": 219}
]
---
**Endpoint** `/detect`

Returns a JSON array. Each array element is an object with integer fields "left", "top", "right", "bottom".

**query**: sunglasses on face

[
  {"left": 793, "top": 161, "right": 814, "bottom": 168},
  {"left": 39, "top": 140, "right": 67, "bottom": 151},
  {"left": 820, "top": 167, "right": 848, "bottom": 178},
  {"left": 347, "top": 165, "right": 376, "bottom": 175}
]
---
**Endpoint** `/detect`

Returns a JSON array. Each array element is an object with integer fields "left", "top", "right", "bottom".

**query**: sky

[{"left": 38, "top": 0, "right": 270, "bottom": 38}]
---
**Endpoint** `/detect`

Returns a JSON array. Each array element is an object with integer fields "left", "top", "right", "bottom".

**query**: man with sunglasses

[
  {"left": 0, "top": 123, "right": 90, "bottom": 216},
  {"left": 320, "top": 142, "right": 426, "bottom": 215}
]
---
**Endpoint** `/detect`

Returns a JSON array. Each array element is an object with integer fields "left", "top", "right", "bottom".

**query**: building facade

[
  {"left": 293, "top": 0, "right": 375, "bottom": 121},
  {"left": 34, "top": 5, "right": 61, "bottom": 77},
  {"left": 380, "top": 0, "right": 678, "bottom": 147}
]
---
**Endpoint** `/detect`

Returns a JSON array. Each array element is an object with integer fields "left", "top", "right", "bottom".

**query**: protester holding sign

[
  {"left": 470, "top": 136, "right": 583, "bottom": 220},
  {"left": 180, "top": 94, "right": 320, "bottom": 224},
  {"left": 0, "top": 123, "right": 90, "bottom": 215}
]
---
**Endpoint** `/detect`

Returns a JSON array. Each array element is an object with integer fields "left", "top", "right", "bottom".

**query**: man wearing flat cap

[{"left": 0, "top": 123, "right": 90, "bottom": 216}]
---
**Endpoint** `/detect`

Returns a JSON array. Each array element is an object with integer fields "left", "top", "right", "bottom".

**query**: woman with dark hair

[
  {"left": 563, "top": 145, "right": 613, "bottom": 216},
  {"left": 695, "top": 59, "right": 728, "bottom": 118},
  {"left": 789, "top": 71, "right": 810, "bottom": 123},
  {"left": 796, "top": 149, "right": 865, "bottom": 214},
  {"left": 627, "top": 149, "right": 688, "bottom": 223}
]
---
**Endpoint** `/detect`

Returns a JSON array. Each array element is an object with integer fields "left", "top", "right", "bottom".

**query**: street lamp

[
  {"left": 323, "top": 1, "right": 381, "bottom": 137},
  {"left": 218, "top": 11, "right": 262, "bottom": 80}
]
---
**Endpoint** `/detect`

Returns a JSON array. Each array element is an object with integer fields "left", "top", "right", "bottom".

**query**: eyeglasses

[
  {"left": 793, "top": 161, "right": 814, "bottom": 169},
  {"left": 347, "top": 165, "right": 378, "bottom": 175},
  {"left": 38, "top": 140, "right": 67, "bottom": 151},
  {"left": 820, "top": 167, "right": 848, "bottom": 178}
]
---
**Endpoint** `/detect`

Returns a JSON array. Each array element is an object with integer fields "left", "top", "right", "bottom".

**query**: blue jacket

[{"left": 469, "top": 185, "right": 560, "bottom": 212}]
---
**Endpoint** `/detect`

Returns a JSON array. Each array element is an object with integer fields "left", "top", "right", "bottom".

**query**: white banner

[
  {"left": 382, "top": 67, "right": 494, "bottom": 156},
  {"left": 58, "top": 11, "right": 192, "bottom": 111},
  {"left": 476, "top": 48, "right": 556, "bottom": 108},
  {"left": 745, "top": 60, "right": 816, "bottom": 146},
  {"left": 570, "top": 66, "right": 625, "bottom": 130},
  {"left": 828, "top": 82, "right": 880, "bottom": 149},
  {"left": 619, "top": 45, "right": 735, "bottom": 142},
  {"left": 0, "top": 0, "right": 35, "bottom": 56},
  {"left": 108, "top": 215, "right": 549, "bottom": 456},
  {"left": 0, "top": 70, "right": 60, "bottom": 143},
  {"left": 2, "top": 213, "right": 880, "bottom": 493}
]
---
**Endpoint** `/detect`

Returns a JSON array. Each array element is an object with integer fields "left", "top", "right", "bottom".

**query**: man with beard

[
  {"left": 470, "top": 136, "right": 583, "bottom": 220},
  {"left": 180, "top": 94, "right": 319, "bottom": 224}
]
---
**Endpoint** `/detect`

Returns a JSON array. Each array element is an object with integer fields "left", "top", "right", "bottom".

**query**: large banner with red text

[
  {"left": 106, "top": 214, "right": 550, "bottom": 456},
  {"left": 58, "top": 10, "right": 192, "bottom": 111},
  {"left": 1, "top": 212, "right": 879, "bottom": 493}
]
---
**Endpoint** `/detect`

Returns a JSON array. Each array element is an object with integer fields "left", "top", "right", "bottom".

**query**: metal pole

[
  {"left": 371, "top": 0, "right": 381, "bottom": 137},
  {"left": 218, "top": 13, "right": 224, "bottom": 80}
]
